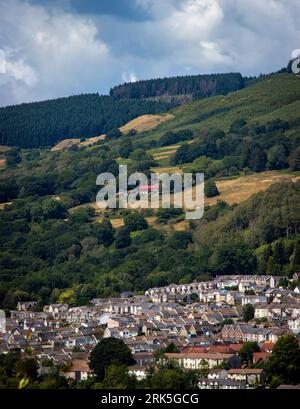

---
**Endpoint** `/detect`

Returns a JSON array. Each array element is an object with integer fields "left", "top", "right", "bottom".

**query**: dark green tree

[
  {"left": 5, "top": 149, "right": 22, "bottom": 167},
  {"left": 156, "top": 208, "right": 183, "bottom": 223},
  {"left": 239, "top": 342, "right": 260, "bottom": 363},
  {"left": 93, "top": 220, "right": 115, "bottom": 246},
  {"left": 149, "top": 366, "right": 198, "bottom": 389},
  {"left": 124, "top": 213, "right": 148, "bottom": 232},
  {"left": 155, "top": 343, "right": 180, "bottom": 359},
  {"left": 106, "top": 128, "right": 123, "bottom": 140},
  {"left": 278, "top": 277, "right": 288, "bottom": 288},
  {"left": 243, "top": 304, "right": 255, "bottom": 322},
  {"left": 115, "top": 227, "right": 132, "bottom": 249},
  {"left": 267, "top": 145, "right": 288, "bottom": 170},
  {"left": 102, "top": 364, "right": 137, "bottom": 389},
  {"left": 266, "top": 335, "right": 300, "bottom": 386},
  {"left": 250, "top": 146, "right": 267, "bottom": 172},
  {"left": 288, "top": 147, "right": 300, "bottom": 171},
  {"left": 204, "top": 181, "right": 219, "bottom": 198},
  {"left": 89, "top": 338, "right": 135, "bottom": 380},
  {"left": 118, "top": 139, "right": 133, "bottom": 159},
  {"left": 273, "top": 241, "right": 285, "bottom": 266},
  {"left": 42, "top": 199, "right": 67, "bottom": 220},
  {"left": 292, "top": 241, "right": 300, "bottom": 269},
  {"left": 167, "top": 231, "right": 193, "bottom": 249},
  {"left": 230, "top": 119, "right": 247, "bottom": 134},
  {"left": 16, "top": 358, "right": 38, "bottom": 380}
]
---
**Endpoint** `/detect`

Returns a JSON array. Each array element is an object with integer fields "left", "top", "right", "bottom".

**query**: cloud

[
  {"left": 1, "top": 0, "right": 300, "bottom": 106},
  {"left": 130, "top": 0, "right": 300, "bottom": 74},
  {"left": 0, "top": 0, "right": 112, "bottom": 105},
  {"left": 122, "top": 72, "right": 139, "bottom": 83},
  {"left": 6, "top": 59, "right": 37, "bottom": 86},
  {"left": 0, "top": 49, "right": 6, "bottom": 74}
]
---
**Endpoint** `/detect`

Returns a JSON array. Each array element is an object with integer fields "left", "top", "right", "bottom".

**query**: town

[{"left": 1, "top": 273, "right": 300, "bottom": 389}]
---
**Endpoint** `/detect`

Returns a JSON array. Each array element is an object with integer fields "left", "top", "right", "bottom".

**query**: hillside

[
  {"left": 0, "top": 177, "right": 299, "bottom": 308},
  {"left": 0, "top": 71, "right": 300, "bottom": 308},
  {"left": 193, "top": 181, "right": 300, "bottom": 277},
  {"left": 128, "top": 74, "right": 300, "bottom": 183},
  {"left": 110, "top": 73, "right": 244, "bottom": 100},
  {"left": 51, "top": 139, "right": 81, "bottom": 152},
  {"left": 0, "top": 94, "right": 175, "bottom": 149},
  {"left": 138, "top": 74, "right": 300, "bottom": 143},
  {"left": 50, "top": 114, "right": 175, "bottom": 152},
  {"left": 0, "top": 72, "right": 245, "bottom": 150},
  {"left": 205, "top": 171, "right": 300, "bottom": 206},
  {"left": 119, "top": 114, "right": 174, "bottom": 134}
]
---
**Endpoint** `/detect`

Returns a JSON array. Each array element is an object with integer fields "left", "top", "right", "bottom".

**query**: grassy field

[
  {"left": 207, "top": 171, "right": 300, "bottom": 206},
  {"left": 51, "top": 139, "right": 81, "bottom": 152},
  {"left": 67, "top": 171, "right": 300, "bottom": 233},
  {"left": 49, "top": 114, "right": 175, "bottom": 152},
  {"left": 166, "top": 171, "right": 300, "bottom": 209},
  {"left": 120, "top": 114, "right": 174, "bottom": 133},
  {"left": 80, "top": 134, "right": 106, "bottom": 147}
]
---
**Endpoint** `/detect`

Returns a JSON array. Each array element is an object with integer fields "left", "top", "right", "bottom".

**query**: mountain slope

[
  {"left": 0, "top": 70, "right": 300, "bottom": 308},
  {"left": 110, "top": 72, "right": 244, "bottom": 100},
  {"left": 139, "top": 74, "right": 300, "bottom": 143},
  {"left": 0, "top": 94, "right": 175, "bottom": 149}
]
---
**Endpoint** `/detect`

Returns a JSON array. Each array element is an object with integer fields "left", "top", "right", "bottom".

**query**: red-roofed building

[
  {"left": 228, "top": 344, "right": 244, "bottom": 353},
  {"left": 260, "top": 341, "right": 274, "bottom": 352},
  {"left": 184, "top": 347, "right": 206, "bottom": 354},
  {"left": 253, "top": 352, "right": 271, "bottom": 364}
]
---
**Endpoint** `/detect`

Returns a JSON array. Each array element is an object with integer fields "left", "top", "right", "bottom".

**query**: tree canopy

[{"left": 89, "top": 338, "right": 135, "bottom": 380}]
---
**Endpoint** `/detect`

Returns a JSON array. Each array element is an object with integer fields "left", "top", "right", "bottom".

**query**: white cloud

[
  {"left": 0, "top": 49, "right": 6, "bottom": 74},
  {"left": 1, "top": 0, "right": 300, "bottom": 106},
  {"left": 122, "top": 72, "right": 139, "bottom": 83},
  {"left": 0, "top": 0, "right": 112, "bottom": 105},
  {"left": 6, "top": 59, "right": 38, "bottom": 86}
]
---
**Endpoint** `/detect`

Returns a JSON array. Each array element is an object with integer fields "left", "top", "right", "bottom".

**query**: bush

[
  {"left": 106, "top": 128, "right": 123, "bottom": 140},
  {"left": 124, "top": 213, "right": 148, "bottom": 232},
  {"left": 156, "top": 208, "right": 183, "bottom": 224},
  {"left": 204, "top": 181, "right": 219, "bottom": 198},
  {"left": 115, "top": 227, "right": 132, "bottom": 249}
]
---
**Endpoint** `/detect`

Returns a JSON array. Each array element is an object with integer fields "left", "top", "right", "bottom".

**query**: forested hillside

[
  {"left": 0, "top": 72, "right": 245, "bottom": 149},
  {"left": 0, "top": 71, "right": 300, "bottom": 309},
  {"left": 193, "top": 182, "right": 300, "bottom": 277},
  {"left": 110, "top": 73, "right": 244, "bottom": 100},
  {"left": 0, "top": 94, "right": 175, "bottom": 148},
  {"left": 0, "top": 178, "right": 299, "bottom": 309},
  {"left": 140, "top": 74, "right": 300, "bottom": 179}
]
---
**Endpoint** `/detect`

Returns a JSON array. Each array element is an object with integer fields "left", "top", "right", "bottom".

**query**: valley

[{"left": 0, "top": 70, "right": 299, "bottom": 311}]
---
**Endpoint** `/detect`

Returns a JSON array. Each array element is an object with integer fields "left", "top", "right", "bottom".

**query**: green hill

[
  {"left": 0, "top": 71, "right": 300, "bottom": 308},
  {"left": 0, "top": 94, "right": 175, "bottom": 149},
  {"left": 138, "top": 73, "right": 300, "bottom": 142},
  {"left": 0, "top": 72, "right": 245, "bottom": 150},
  {"left": 110, "top": 72, "right": 244, "bottom": 100},
  {"left": 135, "top": 74, "right": 300, "bottom": 178}
]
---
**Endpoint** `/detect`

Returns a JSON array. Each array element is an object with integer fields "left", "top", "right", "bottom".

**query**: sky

[{"left": 0, "top": 0, "right": 299, "bottom": 107}]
